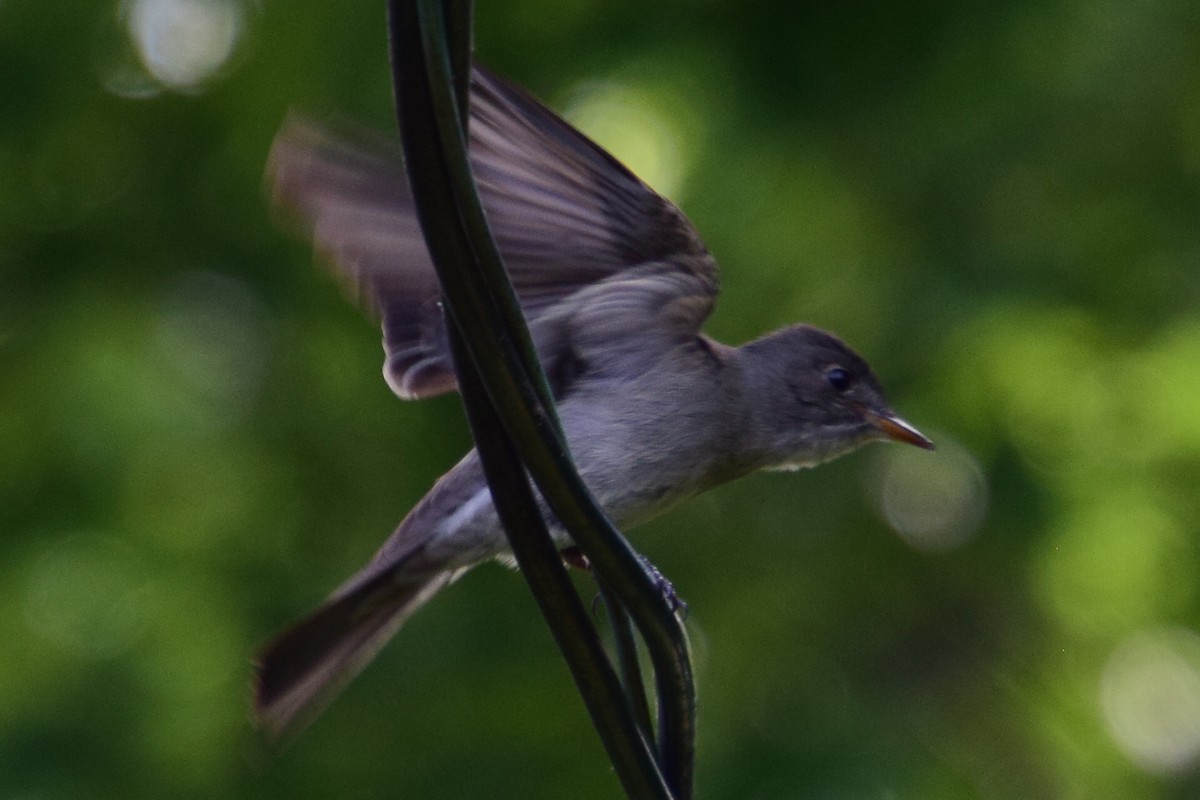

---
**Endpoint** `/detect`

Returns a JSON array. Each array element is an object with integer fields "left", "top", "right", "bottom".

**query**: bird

[{"left": 257, "top": 65, "right": 934, "bottom": 737}]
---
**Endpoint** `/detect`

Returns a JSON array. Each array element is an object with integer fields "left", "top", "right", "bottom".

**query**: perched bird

[{"left": 258, "top": 66, "right": 933, "bottom": 736}]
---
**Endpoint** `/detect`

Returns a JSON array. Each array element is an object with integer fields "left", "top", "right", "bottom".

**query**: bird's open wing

[{"left": 268, "top": 65, "right": 718, "bottom": 399}]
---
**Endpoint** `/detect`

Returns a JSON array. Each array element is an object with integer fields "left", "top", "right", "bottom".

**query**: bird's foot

[
  {"left": 639, "top": 555, "right": 687, "bottom": 620},
  {"left": 559, "top": 547, "right": 687, "bottom": 619}
]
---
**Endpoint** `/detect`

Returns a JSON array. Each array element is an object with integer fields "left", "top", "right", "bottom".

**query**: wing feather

[{"left": 269, "top": 66, "right": 718, "bottom": 399}]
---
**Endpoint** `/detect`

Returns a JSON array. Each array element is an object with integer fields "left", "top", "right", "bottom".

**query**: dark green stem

[
  {"left": 599, "top": 577, "right": 656, "bottom": 740},
  {"left": 386, "top": 1, "right": 695, "bottom": 795}
]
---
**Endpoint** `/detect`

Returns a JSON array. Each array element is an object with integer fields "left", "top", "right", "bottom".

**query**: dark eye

[{"left": 825, "top": 367, "right": 851, "bottom": 393}]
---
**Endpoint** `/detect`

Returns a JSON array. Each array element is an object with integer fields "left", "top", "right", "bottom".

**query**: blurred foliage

[{"left": 2, "top": 0, "right": 1200, "bottom": 798}]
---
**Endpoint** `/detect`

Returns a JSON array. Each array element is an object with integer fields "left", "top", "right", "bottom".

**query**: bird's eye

[{"left": 825, "top": 367, "right": 851, "bottom": 393}]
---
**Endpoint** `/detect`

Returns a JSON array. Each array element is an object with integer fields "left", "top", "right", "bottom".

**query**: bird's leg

[
  {"left": 559, "top": 546, "right": 687, "bottom": 619},
  {"left": 560, "top": 545, "right": 590, "bottom": 571}
]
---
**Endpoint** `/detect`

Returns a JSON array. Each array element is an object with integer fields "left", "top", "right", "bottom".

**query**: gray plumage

[{"left": 257, "top": 66, "right": 932, "bottom": 737}]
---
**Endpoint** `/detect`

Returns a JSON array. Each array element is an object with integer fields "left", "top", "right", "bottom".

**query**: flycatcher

[{"left": 257, "top": 66, "right": 933, "bottom": 736}]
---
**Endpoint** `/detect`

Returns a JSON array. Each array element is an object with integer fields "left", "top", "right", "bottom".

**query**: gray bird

[{"left": 258, "top": 66, "right": 933, "bottom": 736}]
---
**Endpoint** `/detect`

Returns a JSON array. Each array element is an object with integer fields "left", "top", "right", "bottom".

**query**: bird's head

[{"left": 740, "top": 325, "right": 933, "bottom": 471}]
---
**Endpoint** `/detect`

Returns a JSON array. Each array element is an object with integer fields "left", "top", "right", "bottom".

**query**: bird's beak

[{"left": 861, "top": 408, "right": 935, "bottom": 450}]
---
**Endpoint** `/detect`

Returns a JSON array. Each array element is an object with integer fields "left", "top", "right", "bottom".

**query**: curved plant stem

[{"left": 386, "top": 2, "right": 696, "bottom": 796}]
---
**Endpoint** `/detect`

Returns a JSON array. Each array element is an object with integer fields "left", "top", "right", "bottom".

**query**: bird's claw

[
  {"left": 561, "top": 547, "right": 686, "bottom": 619},
  {"left": 639, "top": 555, "right": 687, "bottom": 620}
]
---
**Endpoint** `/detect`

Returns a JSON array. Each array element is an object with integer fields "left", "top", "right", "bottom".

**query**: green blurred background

[{"left": 4, "top": 1, "right": 1200, "bottom": 797}]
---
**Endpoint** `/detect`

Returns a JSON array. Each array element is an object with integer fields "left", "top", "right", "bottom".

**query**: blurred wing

[{"left": 268, "top": 65, "right": 718, "bottom": 399}]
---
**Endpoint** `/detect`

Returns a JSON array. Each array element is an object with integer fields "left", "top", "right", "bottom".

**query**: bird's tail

[{"left": 254, "top": 564, "right": 464, "bottom": 739}]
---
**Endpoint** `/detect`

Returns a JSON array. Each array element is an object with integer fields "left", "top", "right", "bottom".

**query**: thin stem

[
  {"left": 600, "top": 577, "right": 655, "bottom": 740},
  {"left": 399, "top": 6, "right": 696, "bottom": 791},
  {"left": 386, "top": 1, "right": 688, "bottom": 797}
]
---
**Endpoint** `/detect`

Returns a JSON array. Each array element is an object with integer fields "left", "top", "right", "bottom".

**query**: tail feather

[{"left": 255, "top": 567, "right": 463, "bottom": 739}]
